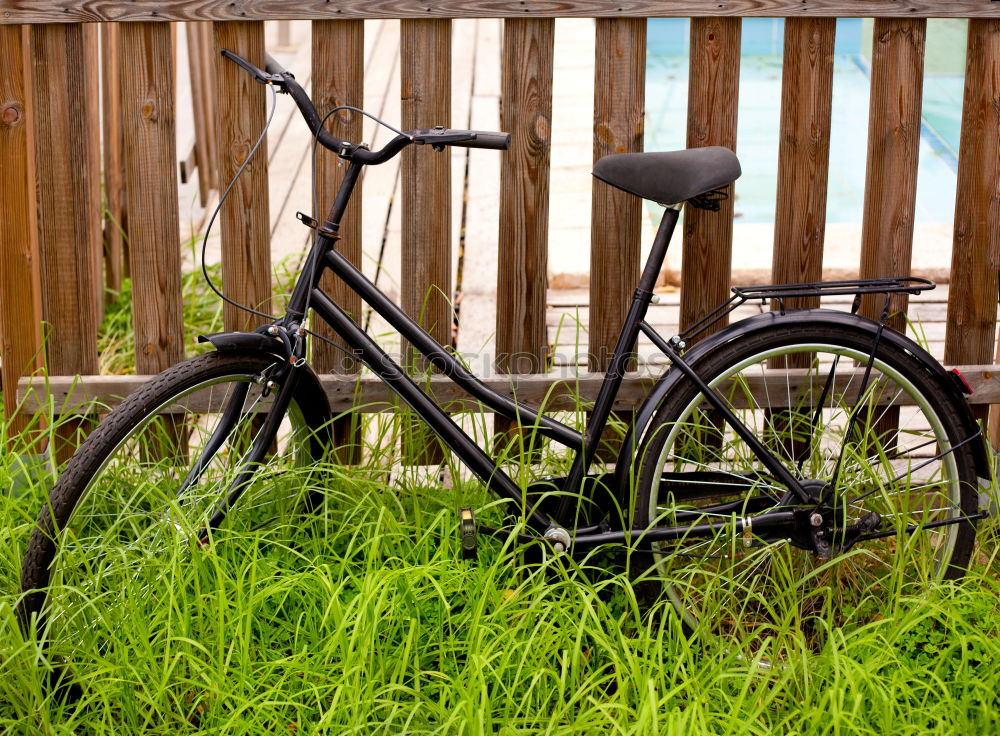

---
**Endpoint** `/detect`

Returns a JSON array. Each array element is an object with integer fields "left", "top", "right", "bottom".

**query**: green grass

[
  {"left": 4, "top": 267, "right": 1000, "bottom": 734},
  {"left": 1, "top": 406, "right": 999, "bottom": 735}
]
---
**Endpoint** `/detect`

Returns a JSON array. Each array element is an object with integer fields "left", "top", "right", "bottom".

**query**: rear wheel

[
  {"left": 633, "top": 321, "right": 978, "bottom": 651},
  {"left": 18, "top": 351, "right": 331, "bottom": 670}
]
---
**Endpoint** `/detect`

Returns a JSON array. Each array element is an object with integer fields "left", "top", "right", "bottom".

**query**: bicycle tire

[
  {"left": 633, "top": 320, "right": 977, "bottom": 650},
  {"left": 18, "top": 350, "right": 332, "bottom": 667}
]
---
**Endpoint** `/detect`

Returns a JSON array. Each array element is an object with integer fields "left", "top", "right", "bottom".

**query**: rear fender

[{"left": 611, "top": 309, "right": 992, "bottom": 503}]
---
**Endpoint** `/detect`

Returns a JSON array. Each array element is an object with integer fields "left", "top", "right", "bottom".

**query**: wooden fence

[{"left": 1, "top": 2, "right": 999, "bottom": 451}]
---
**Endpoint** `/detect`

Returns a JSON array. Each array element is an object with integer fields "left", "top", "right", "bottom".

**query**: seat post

[
  {"left": 550, "top": 203, "right": 683, "bottom": 526},
  {"left": 638, "top": 204, "right": 681, "bottom": 295}
]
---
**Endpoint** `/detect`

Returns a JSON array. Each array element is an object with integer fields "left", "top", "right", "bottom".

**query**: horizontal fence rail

[
  {"left": 2, "top": 2, "right": 1000, "bottom": 22},
  {"left": 1, "top": 6, "right": 999, "bottom": 458},
  {"left": 19, "top": 366, "right": 1000, "bottom": 416}
]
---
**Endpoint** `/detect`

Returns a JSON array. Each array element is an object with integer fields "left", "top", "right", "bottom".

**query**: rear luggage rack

[
  {"left": 731, "top": 277, "right": 934, "bottom": 301},
  {"left": 681, "top": 277, "right": 935, "bottom": 344}
]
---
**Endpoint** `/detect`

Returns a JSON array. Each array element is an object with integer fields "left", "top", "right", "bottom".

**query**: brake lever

[{"left": 221, "top": 49, "right": 285, "bottom": 86}]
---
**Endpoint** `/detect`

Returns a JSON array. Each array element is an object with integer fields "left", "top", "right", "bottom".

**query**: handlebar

[{"left": 222, "top": 49, "right": 510, "bottom": 165}]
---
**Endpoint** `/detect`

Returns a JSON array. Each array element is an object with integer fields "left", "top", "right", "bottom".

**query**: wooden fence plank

[
  {"left": 198, "top": 22, "right": 220, "bottom": 191},
  {"left": 312, "top": 18, "right": 364, "bottom": 463},
  {"left": 29, "top": 24, "right": 101, "bottom": 376},
  {"left": 185, "top": 22, "right": 211, "bottom": 205},
  {"left": 23, "top": 364, "right": 1000, "bottom": 416},
  {"left": 4, "top": 2, "right": 999, "bottom": 24},
  {"left": 0, "top": 25, "right": 43, "bottom": 440},
  {"left": 771, "top": 18, "right": 835, "bottom": 308},
  {"left": 29, "top": 23, "right": 102, "bottom": 457},
  {"left": 213, "top": 20, "right": 271, "bottom": 332},
  {"left": 856, "top": 19, "right": 925, "bottom": 445},
  {"left": 945, "top": 19, "right": 1000, "bottom": 437},
  {"left": 100, "top": 22, "right": 125, "bottom": 299},
  {"left": 495, "top": 17, "right": 554, "bottom": 443},
  {"left": 589, "top": 17, "right": 644, "bottom": 458},
  {"left": 119, "top": 22, "right": 184, "bottom": 374},
  {"left": 401, "top": 18, "right": 451, "bottom": 464},
  {"left": 590, "top": 17, "right": 644, "bottom": 368},
  {"left": 681, "top": 17, "right": 741, "bottom": 338},
  {"left": 857, "top": 18, "right": 925, "bottom": 330}
]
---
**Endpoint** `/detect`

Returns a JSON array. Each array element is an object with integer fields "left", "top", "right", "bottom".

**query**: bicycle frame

[{"left": 263, "top": 158, "right": 817, "bottom": 550}]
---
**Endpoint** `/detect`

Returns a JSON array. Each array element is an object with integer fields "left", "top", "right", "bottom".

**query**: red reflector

[{"left": 951, "top": 368, "right": 973, "bottom": 394}]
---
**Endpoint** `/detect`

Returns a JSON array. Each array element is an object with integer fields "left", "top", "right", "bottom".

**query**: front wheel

[
  {"left": 18, "top": 351, "right": 331, "bottom": 670},
  {"left": 633, "top": 320, "right": 978, "bottom": 651}
]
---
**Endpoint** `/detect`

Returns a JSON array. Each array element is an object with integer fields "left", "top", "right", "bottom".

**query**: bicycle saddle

[{"left": 592, "top": 147, "right": 741, "bottom": 206}]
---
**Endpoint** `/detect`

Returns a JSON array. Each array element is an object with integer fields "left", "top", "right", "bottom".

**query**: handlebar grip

[
  {"left": 264, "top": 54, "right": 289, "bottom": 76},
  {"left": 452, "top": 131, "right": 511, "bottom": 150}
]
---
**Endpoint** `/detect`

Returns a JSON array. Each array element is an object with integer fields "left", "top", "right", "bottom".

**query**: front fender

[
  {"left": 611, "top": 309, "right": 991, "bottom": 499},
  {"left": 197, "top": 333, "right": 333, "bottom": 450},
  {"left": 198, "top": 330, "right": 288, "bottom": 359}
]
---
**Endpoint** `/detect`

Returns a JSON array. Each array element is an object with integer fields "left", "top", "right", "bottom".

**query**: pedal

[{"left": 458, "top": 507, "right": 477, "bottom": 560}]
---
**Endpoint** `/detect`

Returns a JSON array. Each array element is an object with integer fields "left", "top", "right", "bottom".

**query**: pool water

[{"left": 645, "top": 18, "right": 965, "bottom": 225}]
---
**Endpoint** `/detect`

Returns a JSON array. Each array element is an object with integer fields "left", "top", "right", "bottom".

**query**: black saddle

[{"left": 592, "top": 147, "right": 741, "bottom": 206}]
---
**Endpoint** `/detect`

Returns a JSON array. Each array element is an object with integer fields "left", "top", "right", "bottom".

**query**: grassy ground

[
  {"left": 2, "top": 270, "right": 999, "bottom": 734},
  {"left": 1, "top": 408, "right": 998, "bottom": 735}
]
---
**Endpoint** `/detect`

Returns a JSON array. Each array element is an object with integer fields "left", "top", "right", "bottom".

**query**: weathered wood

[
  {"left": 100, "top": 22, "right": 124, "bottom": 300},
  {"left": 589, "top": 17, "right": 645, "bottom": 459},
  {"left": 771, "top": 18, "right": 835, "bottom": 310},
  {"left": 0, "top": 25, "right": 43, "bottom": 439},
  {"left": 681, "top": 17, "right": 740, "bottom": 338},
  {"left": 21, "top": 365, "right": 1000, "bottom": 415},
  {"left": 401, "top": 18, "right": 451, "bottom": 464},
  {"left": 312, "top": 18, "right": 364, "bottom": 463},
  {"left": 198, "top": 21, "right": 219, "bottom": 191},
  {"left": 29, "top": 23, "right": 102, "bottom": 458},
  {"left": 590, "top": 17, "right": 644, "bottom": 368},
  {"left": 857, "top": 18, "right": 925, "bottom": 330},
  {"left": 213, "top": 20, "right": 271, "bottom": 331},
  {"left": 946, "top": 19, "right": 1000, "bottom": 437},
  {"left": 119, "top": 22, "right": 185, "bottom": 374},
  {"left": 495, "top": 17, "right": 553, "bottom": 441},
  {"left": 29, "top": 24, "right": 102, "bottom": 377},
  {"left": 4, "top": 1, "right": 999, "bottom": 24},
  {"left": 184, "top": 21, "right": 211, "bottom": 204}
]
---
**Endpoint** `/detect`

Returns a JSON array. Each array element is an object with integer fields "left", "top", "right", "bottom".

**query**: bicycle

[{"left": 18, "top": 51, "right": 990, "bottom": 676}]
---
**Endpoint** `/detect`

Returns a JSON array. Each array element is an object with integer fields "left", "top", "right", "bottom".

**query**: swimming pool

[{"left": 645, "top": 18, "right": 965, "bottom": 225}]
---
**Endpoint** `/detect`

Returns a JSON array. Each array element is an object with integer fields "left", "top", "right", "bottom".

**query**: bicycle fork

[{"left": 197, "top": 361, "right": 304, "bottom": 541}]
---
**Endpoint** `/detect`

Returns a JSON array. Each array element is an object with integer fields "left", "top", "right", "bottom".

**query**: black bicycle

[{"left": 19, "top": 52, "right": 989, "bottom": 668}]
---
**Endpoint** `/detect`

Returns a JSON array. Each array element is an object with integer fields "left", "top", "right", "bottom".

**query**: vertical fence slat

[
  {"left": 496, "top": 17, "right": 554, "bottom": 443},
  {"left": 185, "top": 22, "right": 211, "bottom": 206},
  {"left": 0, "top": 25, "right": 43, "bottom": 440},
  {"left": 119, "top": 22, "right": 184, "bottom": 374},
  {"left": 29, "top": 28, "right": 101, "bottom": 369},
  {"left": 401, "top": 18, "right": 451, "bottom": 464},
  {"left": 946, "top": 19, "right": 1000, "bottom": 436},
  {"left": 313, "top": 18, "right": 364, "bottom": 463},
  {"left": 213, "top": 21, "right": 271, "bottom": 332},
  {"left": 589, "top": 18, "right": 645, "bottom": 458},
  {"left": 100, "top": 22, "right": 125, "bottom": 299},
  {"left": 682, "top": 18, "right": 741, "bottom": 338},
  {"left": 198, "top": 22, "right": 219, "bottom": 192},
  {"left": 771, "top": 18, "right": 835, "bottom": 307},
  {"left": 590, "top": 18, "right": 645, "bottom": 368},
  {"left": 29, "top": 23, "right": 102, "bottom": 457},
  {"left": 857, "top": 18, "right": 926, "bottom": 328}
]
